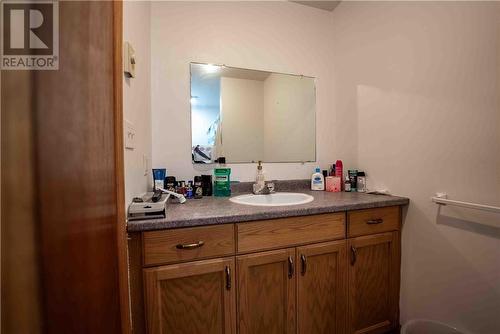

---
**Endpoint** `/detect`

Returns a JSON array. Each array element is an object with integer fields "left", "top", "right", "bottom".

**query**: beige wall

[
  {"left": 129, "top": 3, "right": 499, "bottom": 331},
  {"left": 150, "top": 1, "right": 345, "bottom": 181},
  {"left": 263, "top": 74, "right": 315, "bottom": 162},
  {"left": 220, "top": 77, "right": 264, "bottom": 162},
  {"left": 331, "top": 2, "right": 500, "bottom": 333},
  {"left": 123, "top": 1, "right": 152, "bottom": 204}
]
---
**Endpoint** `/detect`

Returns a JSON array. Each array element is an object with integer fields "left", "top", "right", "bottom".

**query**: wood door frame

[{"left": 113, "top": 1, "right": 132, "bottom": 333}]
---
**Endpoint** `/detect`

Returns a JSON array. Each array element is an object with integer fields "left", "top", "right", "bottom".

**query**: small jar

[
  {"left": 357, "top": 171, "right": 366, "bottom": 192},
  {"left": 344, "top": 174, "right": 351, "bottom": 192}
]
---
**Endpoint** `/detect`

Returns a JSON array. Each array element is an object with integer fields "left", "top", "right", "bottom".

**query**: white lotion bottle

[{"left": 311, "top": 167, "right": 325, "bottom": 191}]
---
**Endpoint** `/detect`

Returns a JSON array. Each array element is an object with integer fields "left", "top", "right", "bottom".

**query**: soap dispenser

[{"left": 256, "top": 161, "right": 265, "bottom": 188}]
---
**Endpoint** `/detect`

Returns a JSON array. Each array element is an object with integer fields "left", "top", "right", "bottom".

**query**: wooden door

[
  {"left": 297, "top": 241, "right": 347, "bottom": 334},
  {"left": 347, "top": 232, "right": 400, "bottom": 334},
  {"left": 237, "top": 248, "right": 296, "bottom": 334},
  {"left": 143, "top": 257, "right": 236, "bottom": 334},
  {"left": 2, "top": 1, "right": 128, "bottom": 333}
]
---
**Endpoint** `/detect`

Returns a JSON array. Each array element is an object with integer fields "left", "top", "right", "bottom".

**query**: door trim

[{"left": 113, "top": 1, "right": 131, "bottom": 333}]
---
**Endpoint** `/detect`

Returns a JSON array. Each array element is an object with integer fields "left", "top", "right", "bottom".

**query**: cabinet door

[
  {"left": 297, "top": 240, "right": 347, "bottom": 334},
  {"left": 143, "top": 257, "right": 236, "bottom": 334},
  {"left": 348, "top": 232, "right": 400, "bottom": 334},
  {"left": 237, "top": 248, "right": 296, "bottom": 334}
]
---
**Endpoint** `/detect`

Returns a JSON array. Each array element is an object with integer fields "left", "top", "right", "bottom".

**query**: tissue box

[{"left": 326, "top": 176, "right": 341, "bottom": 192}]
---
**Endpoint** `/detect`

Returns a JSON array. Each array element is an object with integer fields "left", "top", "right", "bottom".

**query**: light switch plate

[
  {"left": 124, "top": 119, "right": 136, "bottom": 150},
  {"left": 124, "top": 41, "right": 136, "bottom": 78}
]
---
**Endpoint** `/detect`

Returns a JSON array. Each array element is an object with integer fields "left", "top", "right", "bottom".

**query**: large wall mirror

[{"left": 190, "top": 63, "right": 316, "bottom": 164}]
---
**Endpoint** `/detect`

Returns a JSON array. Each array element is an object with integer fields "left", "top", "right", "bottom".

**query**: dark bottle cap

[
  {"left": 357, "top": 171, "right": 365, "bottom": 176},
  {"left": 194, "top": 176, "right": 202, "bottom": 183},
  {"left": 217, "top": 157, "right": 226, "bottom": 164},
  {"left": 165, "top": 176, "right": 176, "bottom": 182}
]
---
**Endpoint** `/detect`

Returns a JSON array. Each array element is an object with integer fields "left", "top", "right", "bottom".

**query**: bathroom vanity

[{"left": 127, "top": 189, "right": 409, "bottom": 334}]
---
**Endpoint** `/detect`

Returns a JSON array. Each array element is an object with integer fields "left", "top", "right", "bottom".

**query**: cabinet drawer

[
  {"left": 143, "top": 224, "right": 235, "bottom": 266},
  {"left": 348, "top": 206, "right": 400, "bottom": 237},
  {"left": 237, "top": 213, "right": 345, "bottom": 253}
]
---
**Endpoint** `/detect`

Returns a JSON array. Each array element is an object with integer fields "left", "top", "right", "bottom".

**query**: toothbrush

[{"left": 156, "top": 187, "right": 187, "bottom": 204}]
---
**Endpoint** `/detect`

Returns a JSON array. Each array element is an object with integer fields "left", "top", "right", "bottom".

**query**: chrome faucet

[{"left": 253, "top": 181, "right": 275, "bottom": 195}]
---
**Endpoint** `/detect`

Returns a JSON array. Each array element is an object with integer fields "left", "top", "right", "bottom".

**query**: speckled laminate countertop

[{"left": 127, "top": 186, "right": 409, "bottom": 232}]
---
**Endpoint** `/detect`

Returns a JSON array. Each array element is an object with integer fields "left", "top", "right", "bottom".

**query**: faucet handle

[{"left": 266, "top": 182, "right": 275, "bottom": 193}]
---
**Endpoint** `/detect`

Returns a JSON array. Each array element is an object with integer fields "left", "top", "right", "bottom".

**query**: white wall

[
  {"left": 123, "top": 1, "right": 152, "bottom": 204},
  {"left": 331, "top": 2, "right": 500, "bottom": 333},
  {"left": 263, "top": 74, "right": 316, "bottom": 162},
  {"left": 150, "top": 1, "right": 347, "bottom": 181}
]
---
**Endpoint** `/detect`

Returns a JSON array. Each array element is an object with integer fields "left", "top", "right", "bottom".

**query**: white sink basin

[{"left": 229, "top": 192, "right": 314, "bottom": 207}]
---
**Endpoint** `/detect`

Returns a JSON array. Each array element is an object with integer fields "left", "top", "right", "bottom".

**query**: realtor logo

[{"left": 1, "top": 0, "right": 58, "bottom": 70}]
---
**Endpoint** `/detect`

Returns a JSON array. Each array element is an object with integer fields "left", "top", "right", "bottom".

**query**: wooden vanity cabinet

[
  {"left": 237, "top": 248, "right": 296, "bottom": 334},
  {"left": 237, "top": 241, "right": 348, "bottom": 334},
  {"left": 134, "top": 207, "right": 403, "bottom": 334},
  {"left": 297, "top": 240, "right": 348, "bottom": 334},
  {"left": 143, "top": 257, "right": 236, "bottom": 334},
  {"left": 347, "top": 232, "right": 400, "bottom": 334}
]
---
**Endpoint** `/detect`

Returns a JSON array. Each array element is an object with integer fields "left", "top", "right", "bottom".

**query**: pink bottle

[{"left": 335, "top": 160, "right": 343, "bottom": 190}]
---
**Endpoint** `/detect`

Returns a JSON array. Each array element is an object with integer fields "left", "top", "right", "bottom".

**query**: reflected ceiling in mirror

[{"left": 191, "top": 63, "right": 316, "bottom": 164}]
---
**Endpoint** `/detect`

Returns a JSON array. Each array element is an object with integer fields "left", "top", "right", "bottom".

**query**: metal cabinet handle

[
  {"left": 175, "top": 241, "right": 205, "bottom": 250},
  {"left": 288, "top": 256, "right": 294, "bottom": 279},
  {"left": 366, "top": 218, "right": 384, "bottom": 225},
  {"left": 300, "top": 254, "right": 307, "bottom": 275},
  {"left": 225, "top": 266, "right": 231, "bottom": 290},
  {"left": 350, "top": 246, "right": 357, "bottom": 266}
]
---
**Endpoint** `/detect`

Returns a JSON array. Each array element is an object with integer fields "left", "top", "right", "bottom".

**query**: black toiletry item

[
  {"left": 194, "top": 176, "right": 203, "bottom": 199},
  {"left": 201, "top": 174, "right": 213, "bottom": 196},
  {"left": 151, "top": 189, "right": 163, "bottom": 203},
  {"left": 164, "top": 176, "right": 176, "bottom": 191},
  {"left": 348, "top": 170, "right": 358, "bottom": 191}
]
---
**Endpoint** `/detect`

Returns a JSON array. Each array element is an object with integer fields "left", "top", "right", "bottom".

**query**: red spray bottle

[{"left": 335, "top": 160, "right": 343, "bottom": 190}]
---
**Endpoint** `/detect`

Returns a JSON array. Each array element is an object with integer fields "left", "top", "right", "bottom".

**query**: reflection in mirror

[{"left": 190, "top": 63, "right": 316, "bottom": 164}]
